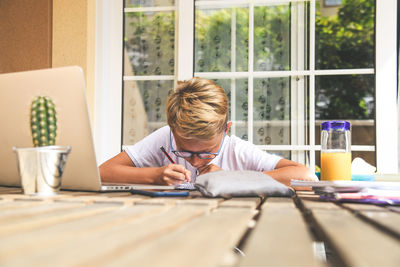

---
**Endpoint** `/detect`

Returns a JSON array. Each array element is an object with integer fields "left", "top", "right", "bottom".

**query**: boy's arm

[
  {"left": 264, "top": 159, "right": 318, "bottom": 186},
  {"left": 99, "top": 151, "right": 191, "bottom": 185}
]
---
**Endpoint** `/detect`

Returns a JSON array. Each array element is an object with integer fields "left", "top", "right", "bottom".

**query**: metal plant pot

[{"left": 13, "top": 146, "right": 71, "bottom": 195}]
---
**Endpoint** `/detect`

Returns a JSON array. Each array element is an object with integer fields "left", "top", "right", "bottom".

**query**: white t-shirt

[{"left": 124, "top": 126, "right": 282, "bottom": 182}]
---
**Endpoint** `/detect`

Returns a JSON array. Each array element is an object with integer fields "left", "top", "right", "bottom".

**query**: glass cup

[{"left": 320, "top": 121, "right": 351, "bottom": 181}]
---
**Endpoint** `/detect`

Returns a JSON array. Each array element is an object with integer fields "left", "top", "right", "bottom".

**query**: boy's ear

[{"left": 226, "top": 121, "right": 233, "bottom": 133}]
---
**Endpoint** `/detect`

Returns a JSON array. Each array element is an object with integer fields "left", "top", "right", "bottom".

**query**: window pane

[
  {"left": 254, "top": 5, "right": 290, "bottom": 71},
  {"left": 254, "top": 78, "right": 290, "bottom": 145},
  {"left": 315, "top": 74, "right": 375, "bottom": 146},
  {"left": 315, "top": 0, "right": 375, "bottom": 69},
  {"left": 123, "top": 80, "right": 172, "bottom": 145},
  {"left": 262, "top": 150, "right": 291, "bottom": 160},
  {"left": 195, "top": 7, "right": 249, "bottom": 72},
  {"left": 125, "top": 0, "right": 174, "bottom": 8},
  {"left": 210, "top": 78, "right": 249, "bottom": 141},
  {"left": 124, "top": 11, "right": 175, "bottom": 76}
]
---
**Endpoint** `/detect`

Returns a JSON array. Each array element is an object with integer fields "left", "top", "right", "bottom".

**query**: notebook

[{"left": 0, "top": 66, "right": 194, "bottom": 192}]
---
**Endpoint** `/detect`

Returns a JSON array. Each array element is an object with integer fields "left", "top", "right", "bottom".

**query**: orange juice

[{"left": 321, "top": 152, "right": 351, "bottom": 181}]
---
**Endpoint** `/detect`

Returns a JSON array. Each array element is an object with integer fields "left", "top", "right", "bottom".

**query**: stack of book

[{"left": 291, "top": 179, "right": 400, "bottom": 205}]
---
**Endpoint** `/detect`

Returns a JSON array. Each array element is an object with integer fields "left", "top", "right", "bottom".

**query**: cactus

[{"left": 30, "top": 96, "right": 57, "bottom": 147}]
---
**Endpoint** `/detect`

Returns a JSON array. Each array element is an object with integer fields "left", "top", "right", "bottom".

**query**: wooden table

[{"left": 0, "top": 186, "right": 399, "bottom": 267}]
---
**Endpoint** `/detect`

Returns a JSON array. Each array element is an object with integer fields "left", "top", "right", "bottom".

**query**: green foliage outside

[
  {"left": 315, "top": 0, "right": 374, "bottom": 119},
  {"left": 125, "top": 11, "right": 175, "bottom": 76},
  {"left": 195, "top": 6, "right": 290, "bottom": 73},
  {"left": 124, "top": 0, "right": 375, "bottom": 124},
  {"left": 194, "top": 5, "right": 292, "bottom": 138}
]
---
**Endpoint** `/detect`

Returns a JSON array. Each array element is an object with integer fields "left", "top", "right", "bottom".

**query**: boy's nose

[{"left": 189, "top": 154, "right": 203, "bottom": 167}]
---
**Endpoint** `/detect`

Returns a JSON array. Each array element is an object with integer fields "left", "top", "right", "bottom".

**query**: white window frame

[
  {"left": 375, "top": 0, "right": 398, "bottom": 173},
  {"left": 94, "top": 0, "right": 398, "bottom": 174},
  {"left": 94, "top": 0, "right": 123, "bottom": 164}
]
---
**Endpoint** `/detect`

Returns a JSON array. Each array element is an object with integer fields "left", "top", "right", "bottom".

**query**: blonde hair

[{"left": 166, "top": 78, "right": 228, "bottom": 139}]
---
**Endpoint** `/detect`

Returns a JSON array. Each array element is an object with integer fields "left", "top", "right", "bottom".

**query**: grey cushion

[{"left": 195, "top": 170, "right": 295, "bottom": 198}]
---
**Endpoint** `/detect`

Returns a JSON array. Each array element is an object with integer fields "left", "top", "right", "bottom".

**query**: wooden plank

[
  {"left": 0, "top": 202, "right": 120, "bottom": 237},
  {"left": 0, "top": 199, "right": 52, "bottom": 210},
  {"left": 87, "top": 192, "right": 133, "bottom": 197},
  {"left": 54, "top": 194, "right": 142, "bottom": 205},
  {"left": 59, "top": 190, "right": 98, "bottom": 196},
  {"left": 342, "top": 203, "right": 400, "bottom": 238},
  {"left": 135, "top": 197, "right": 181, "bottom": 206},
  {"left": 388, "top": 206, "right": 400, "bottom": 213},
  {"left": 238, "top": 198, "right": 325, "bottom": 267},
  {"left": 177, "top": 198, "right": 223, "bottom": 207},
  {"left": 0, "top": 204, "right": 170, "bottom": 262},
  {"left": 13, "top": 191, "right": 140, "bottom": 204},
  {"left": 0, "top": 193, "right": 80, "bottom": 202},
  {"left": 3, "top": 205, "right": 211, "bottom": 266},
  {"left": 342, "top": 203, "right": 387, "bottom": 211},
  {"left": 219, "top": 197, "right": 262, "bottom": 209},
  {"left": 0, "top": 190, "right": 122, "bottom": 202},
  {"left": 302, "top": 199, "right": 400, "bottom": 267},
  {"left": 101, "top": 207, "right": 256, "bottom": 267},
  {"left": 0, "top": 201, "right": 87, "bottom": 223},
  {"left": 90, "top": 197, "right": 142, "bottom": 206},
  {"left": 133, "top": 196, "right": 221, "bottom": 206}
]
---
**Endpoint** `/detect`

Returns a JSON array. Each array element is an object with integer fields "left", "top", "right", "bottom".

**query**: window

[
  {"left": 95, "top": 0, "right": 398, "bottom": 173},
  {"left": 123, "top": 1, "right": 176, "bottom": 144}
]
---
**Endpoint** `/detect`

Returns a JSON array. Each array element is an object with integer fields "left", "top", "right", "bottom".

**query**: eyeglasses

[{"left": 170, "top": 130, "right": 226, "bottom": 160}]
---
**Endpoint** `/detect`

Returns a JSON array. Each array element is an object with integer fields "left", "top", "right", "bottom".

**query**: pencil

[{"left": 160, "top": 146, "right": 176, "bottom": 164}]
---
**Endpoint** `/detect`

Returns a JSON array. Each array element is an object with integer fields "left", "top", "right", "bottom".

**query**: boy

[{"left": 99, "top": 78, "right": 318, "bottom": 186}]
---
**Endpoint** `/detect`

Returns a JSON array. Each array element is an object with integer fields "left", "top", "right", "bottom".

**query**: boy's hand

[
  {"left": 159, "top": 164, "right": 191, "bottom": 185},
  {"left": 197, "top": 164, "right": 222, "bottom": 175}
]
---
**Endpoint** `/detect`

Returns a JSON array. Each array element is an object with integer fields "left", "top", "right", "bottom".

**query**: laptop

[{"left": 0, "top": 66, "right": 185, "bottom": 192}]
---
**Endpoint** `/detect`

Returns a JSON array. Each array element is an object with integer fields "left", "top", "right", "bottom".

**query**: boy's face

[{"left": 172, "top": 130, "right": 225, "bottom": 169}]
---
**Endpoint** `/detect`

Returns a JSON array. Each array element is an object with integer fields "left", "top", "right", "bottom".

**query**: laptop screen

[{"left": 0, "top": 66, "right": 102, "bottom": 191}]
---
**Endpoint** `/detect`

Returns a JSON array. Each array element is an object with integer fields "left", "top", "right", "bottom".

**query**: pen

[
  {"left": 160, "top": 146, "right": 176, "bottom": 164},
  {"left": 160, "top": 146, "right": 192, "bottom": 184}
]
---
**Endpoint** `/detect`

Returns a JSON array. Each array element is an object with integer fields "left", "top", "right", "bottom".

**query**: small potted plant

[{"left": 13, "top": 96, "right": 71, "bottom": 195}]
